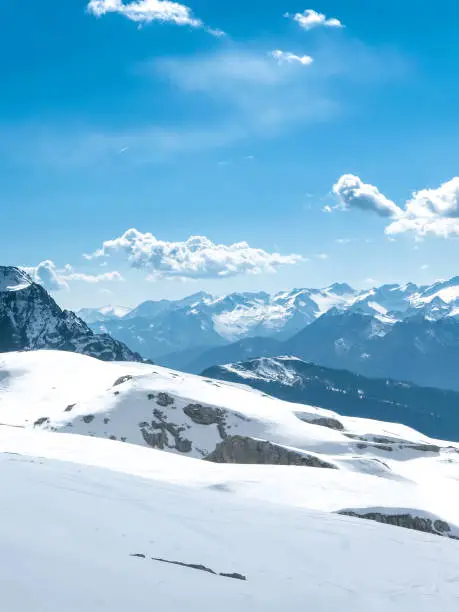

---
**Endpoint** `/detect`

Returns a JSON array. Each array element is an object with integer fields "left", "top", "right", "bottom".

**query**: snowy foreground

[{"left": 1, "top": 350, "right": 459, "bottom": 610}]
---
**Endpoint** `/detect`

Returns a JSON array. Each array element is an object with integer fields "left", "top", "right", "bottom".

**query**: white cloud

[
  {"left": 87, "top": 0, "right": 222, "bottom": 34},
  {"left": 286, "top": 9, "right": 344, "bottom": 31},
  {"left": 270, "top": 50, "right": 313, "bottom": 66},
  {"left": 85, "top": 229, "right": 303, "bottom": 279},
  {"left": 387, "top": 177, "right": 459, "bottom": 237},
  {"left": 316, "top": 253, "right": 329, "bottom": 260},
  {"left": 333, "top": 174, "right": 459, "bottom": 238},
  {"left": 25, "top": 261, "right": 124, "bottom": 291},
  {"left": 64, "top": 270, "right": 125, "bottom": 284},
  {"left": 333, "top": 174, "right": 403, "bottom": 218},
  {"left": 28, "top": 260, "right": 69, "bottom": 292}
]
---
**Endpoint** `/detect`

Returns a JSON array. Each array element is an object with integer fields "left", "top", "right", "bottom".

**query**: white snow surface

[
  {"left": 2, "top": 431, "right": 459, "bottom": 611},
  {"left": 1, "top": 350, "right": 459, "bottom": 527},
  {"left": 2, "top": 350, "right": 459, "bottom": 609}
]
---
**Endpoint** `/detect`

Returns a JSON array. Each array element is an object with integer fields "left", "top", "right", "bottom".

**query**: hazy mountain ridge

[
  {"left": 81, "top": 277, "right": 459, "bottom": 368},
  {"left": 203, "top": 356, "right": 459, "bottom": 441},
  {"left": 190, "top": 309, "right": 459, "bottom": 391}
]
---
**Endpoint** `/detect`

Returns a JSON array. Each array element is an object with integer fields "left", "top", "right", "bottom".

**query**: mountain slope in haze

[
  {"left": 190, "top": 308, "right": 459, "bottom": 391},
  {"left": 76, "top": 305, "right": 132, "bottom": 323},
  {"left": 93, "top": 309, "right": 227, "bottom": 360},
  {"left": 81, "top": 276, "right": 459, "bottom": 368},
  {"left": 286, "top": 309, "right": 459, "bottom": 390},
  {"left": 0, "top": 266, "right": 145, "bottom": 362},
  {"left": 86, "top": 285, "right": 361, "bottom": 360},
  {"left": 203, "top": 356, "right": 459, "bottom": 441},
  {"left": 3, "top": 427, "right": 459, "bottom": 612},
  {"left": 170, "top": 336, "right": 282, "bottom": 373}
]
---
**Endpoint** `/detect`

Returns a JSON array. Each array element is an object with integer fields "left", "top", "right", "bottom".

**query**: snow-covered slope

[
  {"left": 2, "top": 349, "right": 459, "bottom": 609},
  {"left": 2, "top": 429, "right": 459, "bottom": 611},
  {"left": 0, "top": 266, "right": 145, "bottom": 362},
  {"left": 2, "top": 350, "right": 459, "bottom": 541}
]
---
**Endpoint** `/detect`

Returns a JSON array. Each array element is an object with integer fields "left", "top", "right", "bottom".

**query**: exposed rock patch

[
  {"left": 113, "top": 375, "right": 134, "bottom": 387},
  {"left": 338, "top": 509, "right": 458, "bottom": 539},
  {"left": 296, "top": 414, "right": 344, "bottom": 431},
  {"left": 183, "top": 403, "right": 228, "bottom": 439},
  {"left": 206, "top": 435, "right": 338, "bottom": 469},
  {"left": 131, "top": 554, "right": 247, "bottom": 581},
  {"left": 34, "top": 417, "right": 49, "bottom": 427},
  {"left": 156, "top": 393, "right": 174, "bottom": 407},
  {"left": 140, "top": 409, "right": 192, "bottom": 453},
  {"left": 344, "top": 433, "right": 440, "bottom": 454}
]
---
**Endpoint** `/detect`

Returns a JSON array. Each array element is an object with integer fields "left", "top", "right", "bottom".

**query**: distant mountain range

[
  {"left": 0, "top": 266, "right": 146, "bottom": 362},
  {"left": 78, "top": 277, "right": 459, "bottom": 390},
  {"left": 189, "top": 309, "right": 459, "bottom": 391},
  {"left": 203, "top": 356, "right": 459, "bottom": 441}
]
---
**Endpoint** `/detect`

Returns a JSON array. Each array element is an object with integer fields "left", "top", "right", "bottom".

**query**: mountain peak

[
  {"left": 0, "top": 267, "right": 146, "bottom": 362},
  {"left": 0, "top": 266, "right": 33, "bottom": 293},
  {"left": 324, "top": 282, "right": 355, "bottom": 295}
]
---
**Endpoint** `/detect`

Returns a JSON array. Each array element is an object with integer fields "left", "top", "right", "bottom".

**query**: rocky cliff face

[{"left": 0, "top": 266, "right": 145, "bottom": 362}]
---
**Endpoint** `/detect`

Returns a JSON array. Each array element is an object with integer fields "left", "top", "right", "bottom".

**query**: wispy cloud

[
  {"left": 285, "top": 9, "right": 344, "bottom": 31},
  {"left": 24, "top": 261, "right": 124, "bottom": 292},
  {"left": 270, "top": 50, "right": 313, "bottom": 66},
  {"left": 2, "top": 40, "right": 409, "bottom": 167},
  {"left": 86, "top": 0, "right": 223, "bottom": 34},
  {"left": 84, "top": 228, "right": 303, "bottom": 279},
  {"left": 153, "top": 48, "right": 335, "bottom": 136},
  {"left": 332, "top": 174, "right": 459, "bottom": 238}
]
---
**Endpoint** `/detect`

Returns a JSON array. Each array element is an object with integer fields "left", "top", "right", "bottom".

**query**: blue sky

[{"left": 2, "top": 0, "right": 459, "bottom": 308}]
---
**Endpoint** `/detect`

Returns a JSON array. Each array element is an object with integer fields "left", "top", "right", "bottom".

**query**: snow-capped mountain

[
  {"left": 84, "top": 276, "right": 459, "bottom": 367},
  {"left": 76, "top": 305, "right": 132, "bottom": 324},
  {"left": 86, "top": 285, "right": 361, "bottom": 361},
  {"left": 203, "top": 356, "right": 459, "bottom": 441},
  {"left": 2, "top": 349, "right": 459, "bottom": 540},
  {"left": 2, "top": 349, "right": 459, "bottom": 610},
  {"left": 0, "top": 266, "right": 145, "bottom": 362},
  {"left": 191, "top": 309, "right": 459, "bottom": 391},
  {"left": 185, "top": 308, "right": 394, "bottom": 375}
]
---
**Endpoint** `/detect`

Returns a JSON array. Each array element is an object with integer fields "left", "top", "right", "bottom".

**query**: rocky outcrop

[
  {"left": 338, "top": 509, "right": 458, "bottom": 539},
  {"left": 183, "top": 403, "right": 228, "bottom": 439},
  {"left": 0, "top": 266, "right": 146, "bottom": 363},
  {"left": 296, "top": 414, "right": 344, "bottom": 431},
  {"left": 140, "top": 408, "right": 192, "bottom": 453},
  {"left": 344, "top": 433, "right": 441, "bottom": 454},
  {"left": 205, "top": 435, "right": 338, "bottom": 469},
  {"left": 131, "top": 554, "right": 247, "bottom": 581}
]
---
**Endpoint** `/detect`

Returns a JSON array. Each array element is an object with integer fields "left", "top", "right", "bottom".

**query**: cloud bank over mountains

[
  {"left": 85, "top": 229, "right": 303, "bottom": 279},
  {"left": 333, "top": 174, "right": 459, "bottom": 238}
]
